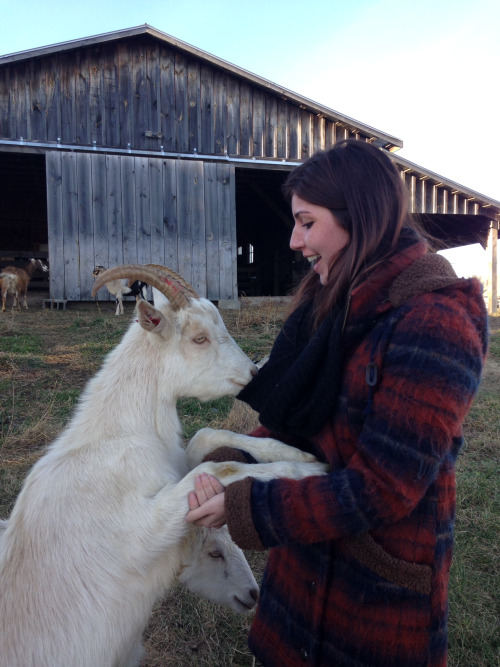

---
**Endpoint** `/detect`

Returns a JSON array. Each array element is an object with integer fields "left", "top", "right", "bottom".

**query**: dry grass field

[{"left": 0, "top": 298, "right": 498, "bottom": 666}]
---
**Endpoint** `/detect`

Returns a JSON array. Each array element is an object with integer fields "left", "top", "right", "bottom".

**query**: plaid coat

[{"left": 222, "top": 241, "right": 488, "bottom": 666}]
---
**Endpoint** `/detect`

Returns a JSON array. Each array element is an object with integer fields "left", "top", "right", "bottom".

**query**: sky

[{"left": 1, "top": 0, "right": 499, "bottom": 279}]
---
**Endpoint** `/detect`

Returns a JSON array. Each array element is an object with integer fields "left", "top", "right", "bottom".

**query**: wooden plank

[
  {"left": 61, "top": 152, "right": 80, "bottom": 300},
  {"left": 289, "top": 105, "right": 300, "bottom": 159},
  {"left": 190, "top": 161, "right": 206, "bottom": 296},
  {"left": 149, "top": 157, "right": 164, "bottom": 282},
  {"left": 176, "top": 160, "right": 193, "bottom": 284},
  {"left": 252, "top": 89, "right": 265, "bottom": 157},
  {"left": 276, "top": 99, "right": 288, "bottom": 159},
  {"left": 239, "top": 83, "right": 252, "bottom": 156},
  {"left": 265, "top": 96, "right": 278, "bottom": 158},
  {"left": 121, "top": 155, "right": 138, "bottom": 265},
  {"left": 213, "top": 71, "right": 226, "bottom": 155},
  {"left": 217, "top": 162, "right": 236, "bottom": 299},
  {"left": 14, "top": 62, "right": 28, "bottom": 140},
  {"left": 45, "top": 152, "right": 64, "bottom": 299},
  {"left": 159, "top": 47, "right": 175, "bottom": 152},
  {"left": 60, "top": 55, "right": 75, "bottom": 144},
  {"left": 174, "top": 52, "right": 189, "bottom": 152},
  {"left": 106, "top": 155, "right": 124, "bottom": 268},
  {"left": 313, "top": 116, "right": 325, "bottom": 153},
  {"left": 0, "top": 65, "right": 11, "bottom": 138},
  {"left": 162, "top": 158, "right": 179, "bottom": 270},
  {"left": 45, "top": 56, "right": 61, "bottom": 142},
  {"left": 75, "top": 49, "right": 90, "bottom": 146},
  {"left": 117, "top": 42, "right": 133, "bottom": 149},
  {"left": 101, "top": 45, "right": 117, "bottom": 147},
  {"left": 145, "top": 43, "right": 161, "bottom": 152},
  {"left": 76, "top": 153, "right": 94, "bottom": 298},
  {"left": 92, "top": 153, "right": 109, "bottom": 269},
  {"left": 89, "top": 46, "right": 104, "bottom": 146},
  {"left": 200, "top": 64, "right": 214, "bottom": 154},
  {"left": 301, "top": 109, "right": 312, "bottom": 158},
  {"left": 204, "top": 162, "right": 220, "bottom": 300},
  {"left": 187, "top": 60, "right": 201, "bottom": 152},
  {"left": 133, "top": 48, "right": 147, "bottom": 149},
  {"left": 29, "top": 58, "right": 47, "bottom": 141},
  {"left": 226, "top": 77, "right": 240, "bottom": 155},
  {"left": 135, "top": 156, "right": 152, "bottom": 265}
]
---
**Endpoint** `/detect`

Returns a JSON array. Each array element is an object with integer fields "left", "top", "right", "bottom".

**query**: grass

[{"left": 0, "top": 300, "right": 498, "bottom": 666}]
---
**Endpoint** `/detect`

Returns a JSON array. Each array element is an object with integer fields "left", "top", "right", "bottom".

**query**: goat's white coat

[
  {"left": 0, "top": 296, "right": 327, "bottom": 666},
  {"left": 92, "top": 265, "right": 147, "bottom": 315}
]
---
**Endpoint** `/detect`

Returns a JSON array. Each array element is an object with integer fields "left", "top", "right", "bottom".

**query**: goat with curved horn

[{"left": 91, "top": 264, "right": 198, "bottom": 310}]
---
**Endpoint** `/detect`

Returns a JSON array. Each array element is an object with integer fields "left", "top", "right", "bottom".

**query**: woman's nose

[{"left": 289, "top": 226, "right": 303, "bottom": 251}]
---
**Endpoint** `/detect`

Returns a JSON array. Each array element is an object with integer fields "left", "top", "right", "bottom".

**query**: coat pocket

[{"left": 340, "top": 532, "right": 432, "bottom": 595}]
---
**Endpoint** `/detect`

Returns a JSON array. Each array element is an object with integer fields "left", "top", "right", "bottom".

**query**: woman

[{"left": 186, "top": 140, "right": 488, "bottom": 666}]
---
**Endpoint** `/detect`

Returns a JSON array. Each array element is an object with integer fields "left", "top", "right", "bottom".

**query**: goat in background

[
  {"left": 92, "top": 264, "right": 148, "bottom": 315},
  {"left": 0, "top": 258, "right": 48, "bottom": 312}
]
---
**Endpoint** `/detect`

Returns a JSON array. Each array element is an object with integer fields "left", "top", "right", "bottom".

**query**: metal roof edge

[
  {"left": 0, "top": 24, "right": 402, "bottom": 150},
  {"left": 391, "top": 152, "right": 500, "bottom": 211}
]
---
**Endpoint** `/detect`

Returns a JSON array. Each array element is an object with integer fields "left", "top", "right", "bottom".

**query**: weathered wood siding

[
  {"left": 46, "top": 151, "right": 236, "bottom": 300},
  {"left": 0, "top": 36, "right": 365, "bottom": 158}
]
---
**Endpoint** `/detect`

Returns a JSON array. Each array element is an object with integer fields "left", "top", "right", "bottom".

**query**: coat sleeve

[{"left": 224, "top": 287, "right": 488, "bottom": 549}]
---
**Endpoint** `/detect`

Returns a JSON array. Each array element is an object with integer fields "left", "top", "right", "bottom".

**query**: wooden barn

[{"left": 0, "top": 24, "right": 498, "bottom": 311}]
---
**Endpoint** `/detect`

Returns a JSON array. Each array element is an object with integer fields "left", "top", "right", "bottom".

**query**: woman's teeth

[{"left": 307, "top": 255, "right": 320, "bottom": 266}]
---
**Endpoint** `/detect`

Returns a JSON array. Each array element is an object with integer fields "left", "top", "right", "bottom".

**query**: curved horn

[{"left": 91, "top": 264, "right": 199, "bottom": 310}]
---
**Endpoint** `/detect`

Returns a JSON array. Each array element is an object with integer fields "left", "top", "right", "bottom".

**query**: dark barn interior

[
  {"left": 235, "top": 167, "right": 309, "bottom": 297},
  {"left": 0, "top": 151, "right": 49, "bottom": 290}
]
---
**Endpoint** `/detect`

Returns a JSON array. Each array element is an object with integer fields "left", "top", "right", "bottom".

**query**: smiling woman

[{"left": 185, "top": 139, "right": 489, "bottom": 667}]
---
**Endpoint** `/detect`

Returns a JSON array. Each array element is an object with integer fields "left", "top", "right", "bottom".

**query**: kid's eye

[{"left": 194, "top": 335, "right": 207, "bottom": 344}]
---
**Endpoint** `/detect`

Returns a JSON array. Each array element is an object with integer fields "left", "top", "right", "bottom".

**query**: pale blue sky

[{"left": 1, "top": 0, "right": 499, "bottom": 277}]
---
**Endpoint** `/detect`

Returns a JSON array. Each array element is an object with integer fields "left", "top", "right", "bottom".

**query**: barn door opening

[
  {"left": 235, "top": 166, "right": 308, "bottom": 297},
  {"left": 0, "top": 151, "right": 49, "bottom": 291}
]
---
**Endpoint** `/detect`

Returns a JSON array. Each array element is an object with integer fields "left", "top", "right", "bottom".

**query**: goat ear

[{"left": 136, "top": 300, "right": 168, "bottom": 334}]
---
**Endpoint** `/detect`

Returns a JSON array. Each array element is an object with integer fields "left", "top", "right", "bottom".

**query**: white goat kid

[
  {"left": 92, "top": 264, "right": 148, "bottom": 315},
  {"left": 0, "top": 263, "right": 327, "bottom": 667}
]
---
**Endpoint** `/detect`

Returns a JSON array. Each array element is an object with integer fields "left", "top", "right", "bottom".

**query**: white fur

[
  {"left": 0, "top": 295, "right": 328, "bottom": 666},
  {"left": 0, "top": 297, "right": 259, "bottom": 666}
]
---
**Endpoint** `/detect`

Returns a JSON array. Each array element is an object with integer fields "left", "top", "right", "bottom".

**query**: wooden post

[{"left": 486, "top": 221, "right": 498, "bottom": 314}]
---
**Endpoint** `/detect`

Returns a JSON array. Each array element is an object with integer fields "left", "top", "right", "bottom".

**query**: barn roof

[{"left": 0, "top": 24, "right": 402, "bottom": 153}]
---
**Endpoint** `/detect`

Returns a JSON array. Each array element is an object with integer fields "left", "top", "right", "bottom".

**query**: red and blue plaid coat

[{"left": 223, "top": 241, "right": 489, "bottom": 666}]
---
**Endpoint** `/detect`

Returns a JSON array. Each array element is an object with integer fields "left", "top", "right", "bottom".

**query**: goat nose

[{"left": 251, "top": 366, "right": 258, "bottom": 377}]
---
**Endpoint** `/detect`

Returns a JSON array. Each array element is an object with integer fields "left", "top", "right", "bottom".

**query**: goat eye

[
  {"left": 193, "top": 335, "right": 207, "bottom": 344},
  {"left": 208, "top": 550, "right": 223, "bottom": 559}
]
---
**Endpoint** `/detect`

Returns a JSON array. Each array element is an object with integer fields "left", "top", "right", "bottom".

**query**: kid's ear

[{"left": 136, "top": 300, "right": 169, "bottom": 333}]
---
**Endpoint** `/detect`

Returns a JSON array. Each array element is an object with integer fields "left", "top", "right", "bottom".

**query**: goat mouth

[{"left": 233, "top": 595, "right": 257, "bottom": 611}]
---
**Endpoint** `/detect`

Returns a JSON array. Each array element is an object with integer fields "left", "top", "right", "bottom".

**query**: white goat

[
  {"left": 0, "top": 258, "right": 49, "bottom": 312},
  {"left": 0, "top": 272, "right": 19, "bottom": 312},
  {"left": 92, "top": 264, "right": 148, "bottom": 315},
  {"left": 0, "top": 263, "right": 327, "bottom": 667}
]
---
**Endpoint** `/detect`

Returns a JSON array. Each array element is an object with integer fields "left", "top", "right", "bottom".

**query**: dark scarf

[
  {"left": 238, "top": 230, "right": 460, "bottom": 439},
  {"left": 237, "top": 297, "right": 348, "bottom": 438}
]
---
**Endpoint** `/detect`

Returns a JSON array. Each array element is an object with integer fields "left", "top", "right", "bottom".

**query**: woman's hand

[{"left": 185, "top": 473, "right": 226, "bottom": 528}]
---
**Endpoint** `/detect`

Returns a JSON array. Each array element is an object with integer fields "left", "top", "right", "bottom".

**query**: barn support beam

[{"left": 486, "top": 222, "right": 498, "bottom": 314}]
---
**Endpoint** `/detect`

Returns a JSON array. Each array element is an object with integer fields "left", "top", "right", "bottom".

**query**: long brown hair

[{"left": 283, "top": 139, "right": 423, "bottom": 325}]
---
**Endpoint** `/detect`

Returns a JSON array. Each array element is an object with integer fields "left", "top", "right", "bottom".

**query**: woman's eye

[
  {"left": 194, "top": 335, "right": 207, "bottom": 344},
  {"left": 303, "top": 221, "right": 314, "bottom": 229}
]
